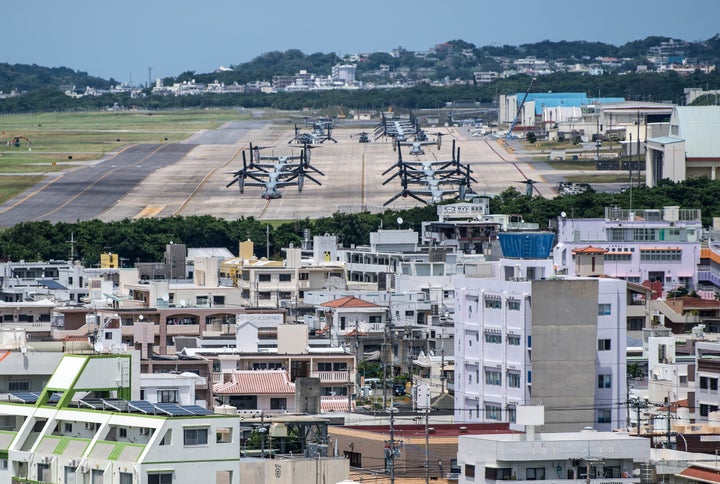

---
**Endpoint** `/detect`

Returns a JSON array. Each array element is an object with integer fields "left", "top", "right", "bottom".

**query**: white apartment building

[
  {"left": 554, "top": 206, "right": 702, "bottom": 293},
  {"left": 454, "top": 233, "right": 627, "bottom": 432}
]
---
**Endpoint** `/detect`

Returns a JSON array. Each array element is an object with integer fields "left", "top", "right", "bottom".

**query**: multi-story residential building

[
  {"left": 222, "top": 239, "right": 347, "bottom": 312},
  {"left": 183, "top": 323, "right": 356, "bottom": 410},
  {"left": 0, "top": 353, "right": 242, "bottom": 484},
  {"left": 693, "top": 341, "right": 720, "bottom": 421},
  {"left": 454, "top": 233, "right": 628, "bottom": 432},
  {"left": 554, "top": 206, "right": 702, "bottom": 294}
]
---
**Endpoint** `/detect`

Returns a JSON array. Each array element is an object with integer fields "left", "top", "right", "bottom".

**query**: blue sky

[{"left": 4, "top": 0, "right": 719, "bottom": 84}]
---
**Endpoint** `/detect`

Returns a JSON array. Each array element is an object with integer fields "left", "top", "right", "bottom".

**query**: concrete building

[
  {"left": 457, "top": 429, "right": 650, "bottom": 484},
  {"left": 0, "top": 353, "right": 241, "bottom": 484},
  {"left": 553, "top": 206, "right": 702, "bottom": 294},
  {"left": 329, "top": 423, "right": 516, "bottom": 479},
  {"left": 454, "top": 233, "right": 627, "bottom": 432},
  {"left": 646, "top": 106, "right": 720, "bottom": 187}
]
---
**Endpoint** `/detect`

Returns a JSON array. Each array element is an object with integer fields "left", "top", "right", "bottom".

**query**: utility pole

[
  {"left": 440, "top": 335, "right": 446, "bottom": 394},
  {"left": 383, "top": 326, "right": 388, "bottom": 410},
  {"left": 386, "top": 408, "right": 397, "bottom": 484},
  {"left": 666, "top": 396, "right": 672, "bottom": 449},
  {"left": 425, "top": 408, "right": 430, "bottom": 484}
]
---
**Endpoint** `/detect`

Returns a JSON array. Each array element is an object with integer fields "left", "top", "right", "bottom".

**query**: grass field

[{"left": 0, "top": 109, "right": 248, "bottom": 203}]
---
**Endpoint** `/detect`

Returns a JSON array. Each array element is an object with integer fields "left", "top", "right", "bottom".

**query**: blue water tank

[{"left": 498, "top": 232, "right": 554, "bottom": 259}]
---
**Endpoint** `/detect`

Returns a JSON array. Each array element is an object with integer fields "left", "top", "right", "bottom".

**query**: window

[
  {"left": 507, "top": 406, "right": 516, "bottom": 423},
  {"left": 485, "top": 369, "right": 501, "bottom": 386},
  {"left": 120, "top": 472, "right": 133, "bottom": 484},
  {"left": 196, "top": 295, "right": 208, "bottom": 306},
  {"left": 598, "top": 374, "right": 612, "bottom": 388},
  {"left": 157, "top": 390, "right": 178, "bottom": 403},
  {"left": 258, "top": 274, "right": 271, "bottom": 282},
  {"left": 465, "top": 464, "right": 476, "bottom": 478},
  {"left": 598, "top": 304, "right": 611, "bottom": 316},
  {"left": 258, "top": 292, "right": 271, "bottom": 300},
  {"left": 484, "top": 333, "right": 502, "bottom": 344},
  {"left": 279, "top": 274, "right": 292, "bottom": 282},
  {"left": 526, "top": 468, "right": 545, "bottom": 480},
  {"left": 183, "top": 427, "right": 208, "bottom": 446},
  {"left": 508, "top": 335, "right": 521, "bottom": 346},
  {"left": 507, "top": 300, "right": 521, "bottom": 311},
  {"left": 507, "top": 372, "right": 521, "bottom": 388},
  {"left": 91, "top": 469, "right": 104, "bottom": 484},
  {"left": 64, "top": 422, "right": 73, "bottom": 433},
  {"left": 119, "top": 427, "right": 127, "bottom": 438},
  {"left": 8, "top": 381, "right": 30, "bottom": 392},
  {"left": 344, "top": 451, "right": 362, "bottom": 467},
  {"left": 485, "top": 468, "right": 512, "bottom": 480},
  {"left": 216, "top": 427, "right": 232, "bottom": 443},
  {"left": 598, "top": 339, "right": 611, "bottom": 351},
  {"left": 159, "top": 429, "right": 172, "bottom": 446},
  {"left": 598, "top": 409, "right": 612, "bottom": 423},
  {"left": 699, "top": 377, "right": 719, "bottom": 391},
  {"left": 633, "top": 228, "right": 657, "bottom": 241},
  {"left": 333, "top": 362, "right": 348, "bottom": 371},
  {"left": 700, "top": 404, "right": 719, "bottom": 417},
  {"left": 148, "top": 473, "right": 173, "bottom": 484},
  {"left": 485, "top": 404, "right": 502, "bottom": 420},
  {"left": 270, "top": 398, "right": 287, "bottom": 410},
  {"left": 37, "top": 463, "right": 51, "bottom": 483},
  {"left": 640, "top": 249, "right": 682, "bottom": 261},
  {"left": 484, "top": 298, "right": 501, "bottom": 309},
  {"left": 318, "top": 362, "right": 333, "bottom": 372}
]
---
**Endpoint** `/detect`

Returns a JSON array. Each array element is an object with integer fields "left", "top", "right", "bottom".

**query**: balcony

[{"left": 311, "top": 371, "right": 351, "bottom": 384}]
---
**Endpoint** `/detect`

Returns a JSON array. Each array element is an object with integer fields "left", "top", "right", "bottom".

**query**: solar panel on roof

[
  {"left": 79, "top": 398, "right": 105, "bottom": 410},
  {"left": 129, "top": 400, "right": 158, "bottom": 414},
  {"left": 101, "top": 399, "right": 130, "bottom": 412},
  {"left": 182, "top": 405, "right": 215, "bottom": 416},
  {"left": 8, "top": 392, "right": 39, "bottom": 404},
  {"left": 155, "top": 403, "right": 194, "bottom": 416},
  {"left": 38, "top": 279, "right": 68, "bottom": 290},
  {"left": 47, "top": 393, "right": 61, "bottom": 404}
]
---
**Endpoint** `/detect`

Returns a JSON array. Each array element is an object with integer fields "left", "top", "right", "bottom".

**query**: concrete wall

[
  {"left": 530, "top": 279, "right": 598, "bottom": 432},
  {"left": 239, "top": 457, "right": 348, "bottom": 484}
]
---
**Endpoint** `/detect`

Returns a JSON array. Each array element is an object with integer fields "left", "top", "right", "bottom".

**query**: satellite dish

[
  {"left": 560, "top": 211, "right": 567, "bottom": 218},
  {"left": 94, "top": 341, "right": 105, "bottom": 353},
  {"left": 397, "top": 217, "right": 403, "bottom": 225}
]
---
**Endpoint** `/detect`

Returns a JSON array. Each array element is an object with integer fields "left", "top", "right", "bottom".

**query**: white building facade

[{"left": 454, "top": 240, "right": 627, "bottom": 432}]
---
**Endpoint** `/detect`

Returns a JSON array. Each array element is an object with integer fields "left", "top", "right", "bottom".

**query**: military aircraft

[
  {"left": 373, "top": 111, "right": 420, "bottom": 142},
  {"left": 396, "top": 132, "right": 443, "bottom": 155},
  {"left": 289, "top": 118, "right": 337, "bottom": 144},
  {"left": 382, "top": 139, "right": 476, "bottom": 206},
  {"left": 226, "top": 144, "right": 324, "bottom": 199}
]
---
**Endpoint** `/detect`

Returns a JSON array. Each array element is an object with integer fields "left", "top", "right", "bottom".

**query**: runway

[{"left": 0, "top": 118, "right": 555, "bottom": 225}]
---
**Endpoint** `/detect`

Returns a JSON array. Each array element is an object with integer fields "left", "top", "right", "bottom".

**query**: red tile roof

[
  {"left": 214, "top": 370, "right": 295, "bottom": 395},
  {"left": 321, "top": 396, "right": 355, "bottom": 413},
  {"left": 320, "top": 296, "right": 381, "bottom": 309},
  {"left": 678, "top": 466, "right": 720, "bottom": 483},
  {"left": 571, "top": 245, "right": 608, "bottom": 255}
]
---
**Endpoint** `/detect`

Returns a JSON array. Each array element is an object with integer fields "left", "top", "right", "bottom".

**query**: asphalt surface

[
  {"left": 0, "top": 144, "right": 195, "bottom": 227},
  {"left": 0, "top": 118, "right": 616, "bottom": 225}
]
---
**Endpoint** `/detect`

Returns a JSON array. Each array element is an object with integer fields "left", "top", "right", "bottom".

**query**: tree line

[
  {"left": 1, "top": 70, "right": 718, "bottom": 115},
  {"left": 1, "top": 178, "right": 718, "bottom": 266}
]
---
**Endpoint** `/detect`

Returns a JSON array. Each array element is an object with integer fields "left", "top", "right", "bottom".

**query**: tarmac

[{"left": 0, "top": 117, "right": 594, "bottom": 225}]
